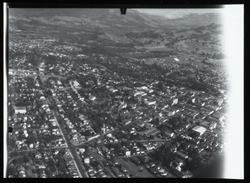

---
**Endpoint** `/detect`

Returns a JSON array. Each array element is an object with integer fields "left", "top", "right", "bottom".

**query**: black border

[
  {"left": 5, "top": 0, "right": 245, "bottom": 8},
  {"left": 0, "top": 3, "right": 2, "bottom": 179},
  {"left": 2, "top": 0, "right": 246, "bottom": 181}
]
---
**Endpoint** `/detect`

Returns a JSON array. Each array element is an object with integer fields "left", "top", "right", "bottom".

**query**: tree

[
  {"left": 23, "top": 155, "right": 29, "bottom": 165},
  {"left": 157, "top": 81, "right": 164, "bottom": 91}
]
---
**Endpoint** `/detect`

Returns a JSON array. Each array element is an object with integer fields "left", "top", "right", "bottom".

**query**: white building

[
  {"left": 172, "top": 98, "right": 178, "bottom": 105},
  {"left": 73, "top": 80, "right": 81, "bottom": 89},
  {"left": 84, "top": 158, "right": 90, "bottom": 164},
  {"left": 125, "top": 151, "right": 131, "bottom": 157},
  {"left": 192, "top": 126, "right": 206, "bottom": 136},
  {"left": 14, "top": 106, "right": 26, "bottom": 114}
]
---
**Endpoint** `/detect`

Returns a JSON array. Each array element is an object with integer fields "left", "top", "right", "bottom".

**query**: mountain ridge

[{"left": 9, "top": 9, "right": 221, "bottom": 30}]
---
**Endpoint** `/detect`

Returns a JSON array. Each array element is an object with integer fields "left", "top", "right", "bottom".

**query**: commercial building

[
  {"left": 191, "top": 125, "right": 206, "bottom": 136},
  {"left": 14, "top": 106, "right": 26, "bottom": 114}
]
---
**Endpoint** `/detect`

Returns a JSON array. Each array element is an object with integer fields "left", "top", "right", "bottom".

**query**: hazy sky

[{"left": 134, "top": 9, "right": 223, "bottom": 19}]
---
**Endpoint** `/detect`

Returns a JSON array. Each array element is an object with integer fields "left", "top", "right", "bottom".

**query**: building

[
  {"left": 73, "top": 80, "right": 80, "bottom": 88},
  {"left": 14, "top": 106, "right": 26, "bottom": 114},
  {"left": 191, "top": 125, "right": 206, "bottom": 136},
  {"left": 9, "top": 69, "right": 15, "bottom": 75},
  {"left": 84, "top": 158, "right": 90, "bottom": 164},
  {"left": 125, "top": 120, "right": 132, "bottom": 126},
  {"left": 144, "top": 100, "right": 156, "bottom": 106},
  {"left": 172, "top": 98, "right": 178, "bottom": 105},
  {"left": 125, "top": 151, "right": 131, "bottom": 157}
]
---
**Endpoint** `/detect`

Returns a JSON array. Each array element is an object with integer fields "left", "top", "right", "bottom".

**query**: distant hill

[
  {"left": 9, "top": 9, "right": 221, "bottom": 31},
  {"left": 9, "top": 8, "right": 222, "bottom": 57}
]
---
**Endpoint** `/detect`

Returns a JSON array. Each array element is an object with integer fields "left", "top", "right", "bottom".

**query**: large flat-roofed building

[
  {"left": 14, "top": 106, "right": 26, "bottom": 114},
  {"left": 191, "top": 125, "right": 206, "bottom": 136}
]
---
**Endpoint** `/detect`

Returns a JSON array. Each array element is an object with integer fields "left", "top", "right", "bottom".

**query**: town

[{"left": 7, "top": 9, "right": 227, "bottom": 178}]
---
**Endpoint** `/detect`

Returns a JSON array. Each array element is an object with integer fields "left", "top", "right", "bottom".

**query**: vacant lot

[{"left": 117, "top": 158, "right": 154, "bottom": 178}]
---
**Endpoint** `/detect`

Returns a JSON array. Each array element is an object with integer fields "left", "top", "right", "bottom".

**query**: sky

[{"left": 134, "top": 8, "right": 223, "bottom": 19}]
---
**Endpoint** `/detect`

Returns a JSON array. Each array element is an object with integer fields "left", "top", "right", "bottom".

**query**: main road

[{"left": 37, "top": 71, "right": 89, "bottom": 178}]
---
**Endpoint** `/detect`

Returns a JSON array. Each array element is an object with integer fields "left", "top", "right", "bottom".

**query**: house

[
  {"left": 73, "top": 80, "right": 81, "bottom": 89},
  {"left": 172, "top": 98, "right": 178, "bottom": 105},
  {"left": 125, "top": 151, "right": 131, "bottom": 157},
  {"left": 84, "top": 158, "right": 90, "bottom": 164}
]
